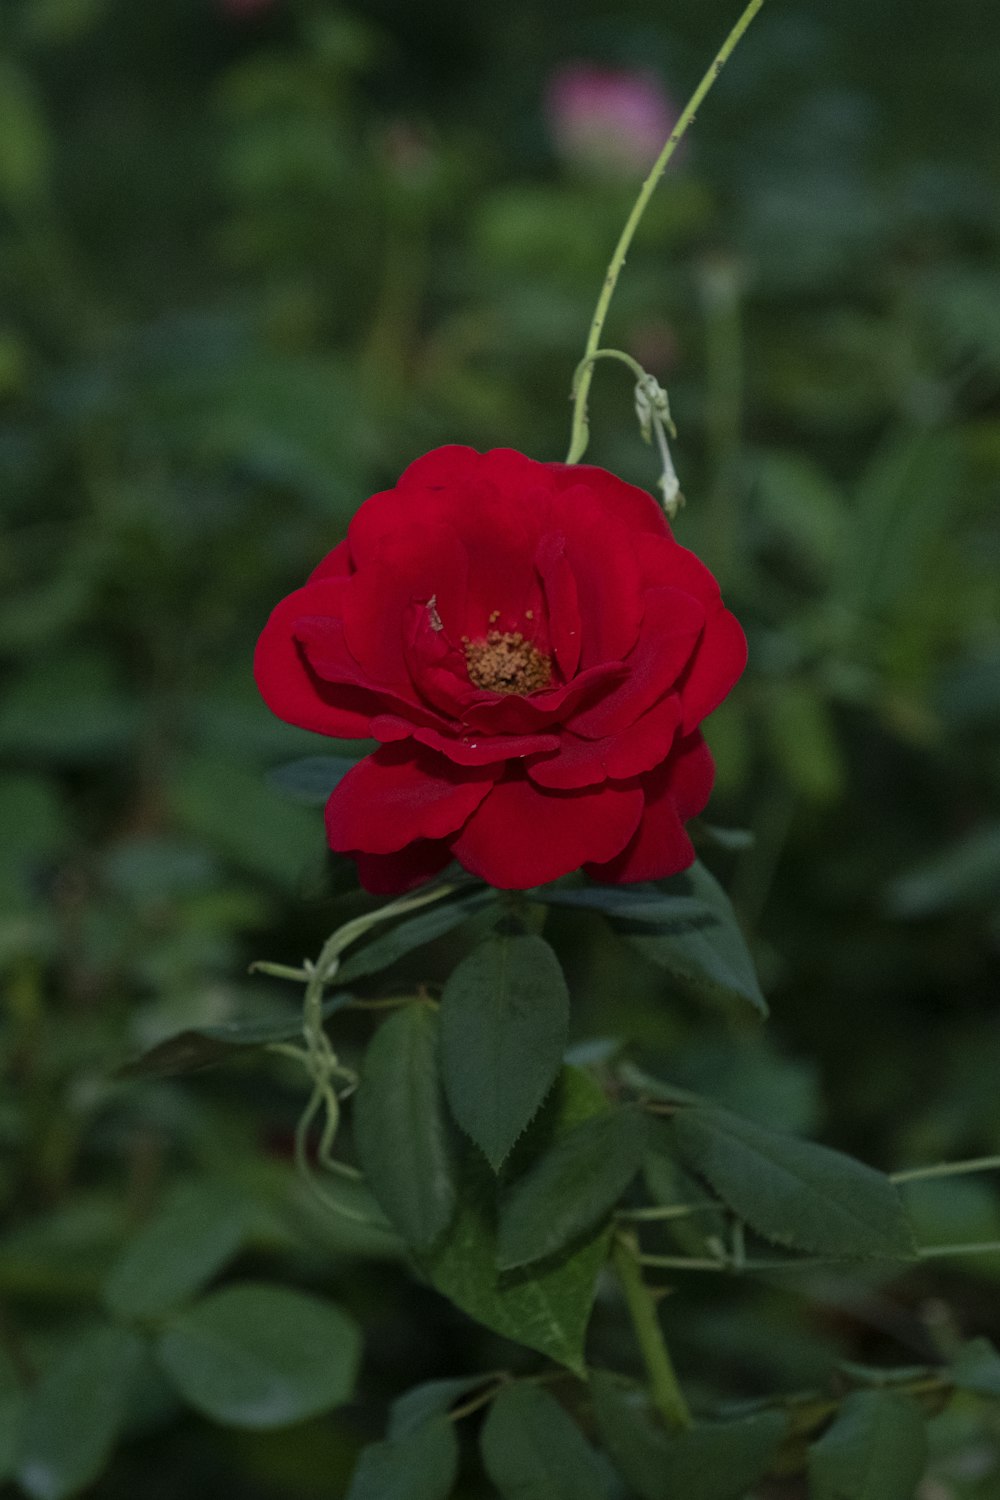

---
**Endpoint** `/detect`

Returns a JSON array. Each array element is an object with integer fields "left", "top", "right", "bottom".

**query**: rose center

[{"left": 464, "top": 630, "right": 553, "bottom": 696}]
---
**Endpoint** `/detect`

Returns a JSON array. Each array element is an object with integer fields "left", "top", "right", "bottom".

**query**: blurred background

[{"left": 1, "top": 0, "right": 999, "bottom": 1494}]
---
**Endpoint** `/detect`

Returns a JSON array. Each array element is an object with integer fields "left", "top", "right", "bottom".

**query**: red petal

[
  {"left": 605, "top": 695, "right": 683, "bottom": 779},
  {"left": 638, "top": 535, "right": 725, "bottom": 602},
  {"left": 528, "top": 694, "right": 682, "bottom": 790},
  {"left": 294, "top": 615, "right": 447, "bottom": 730},
  {"left": 583, "top": 734, "right": 714, "bottom": 884},
  {"left": 325, "top": 745, "right": 495, "bottom": 855},
  {"left": 545, "top": 463, "right": 670, "bottom": 537},
  {"left": 535, "top": 532, "right": 582, "bottom": 679},
  {"left": 449, "top": 479, "right": 547, "bottom": 640},
  {"left": 677, "top": 605, "right": 747, "bottom": 733},
  {"left": 371, "top": 714, "right": 560, "bottom": 767},
  {"left": 352, "top": 841, "right": 454, "bottom": 895},
  {"left": 451, "top": 772, "right": 644, "bottom": 889},
  {"left": 568, "top": 587, "right": 704, "bottom": 739},
  {"left": 308, "top": 540, "right": 353, "bottom": 582},
  {"left": 254, "top": 579, "right": 373, "bottom": 738},
  {"left": 671, "top": 731, "right": 716, "bottom": 819},
  {"left": 341, "top": 522, "right": 469, "bottom": 692},
  {"left": 462, "top": 658, "right": 626, "bottom": 736},
  {"left": 553, "top": 484, "right": 643, "bottom": 666}
]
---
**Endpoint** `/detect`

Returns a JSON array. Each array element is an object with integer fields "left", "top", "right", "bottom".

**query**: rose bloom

[
  {"left": 545, "top": 63, "right": 677, "bottom": 177},
  {"left": 255, "top": 447, "right": 745, "bottom": 893}
]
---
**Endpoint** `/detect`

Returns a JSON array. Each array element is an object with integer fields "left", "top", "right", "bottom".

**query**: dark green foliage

[
  {"left": 425, "top": 1069, "right": 613, "bottom": 1372},
  {"left": 671, "top": 1104, "right": 916, "bottom": 1259},
  {"left": 156, "top": 1284, "right": 362, "bottom": 1428},
  {"left": 440, "top": 932, "right": 570, "bottom": 1169},
  {"left": 613, "top": 862, "right": 768, "bottom": 1016},
  {"left": 496, "top": 1107, "right": 646, "bottom": 1269},
  {"left": 480, "top": 1384, "right": 612, "bottom": 1500},
  {"left": 14, "top": 1327, "right": 149, "bottom": 1500},
  {"left": 591, "top": 1372, "right": 786, "bottom": 1500},
  {"left": 346, "top": 1418, "right": 459, "bottom": 1500},
  {"left": 103, "top": 1178, "right": 252, "bottom": 1319},
  {"left": 353, "top": 1004, "right": 458, "bottom": 1250},
  {"left": 807, "top": 1391, "right": 927, "bottom": 1500}
]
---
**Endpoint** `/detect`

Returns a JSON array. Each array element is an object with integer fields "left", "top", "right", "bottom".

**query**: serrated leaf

[
  {"left": 337, "top": 889, "right": 494, "bottom": 983},
  {"left": 16, "top": 1325, "right": 148, "bottom": 1500},
  {"left": 353, "top": 1005, "right": 458, "bottom": 1251},
  {"left": 617, "top": 861, "right": 767, "bottom": 1016},
  {"left": 480, "top": 1384, "right": 611, "bottom": 1500},
  {"left": 156, "top": 1283, "right": 360, "bottom": 1428},
  {"left": 808, "top": 1390, "right": 927, "bottom": 1500},
  {"left": 119, "top": 994, "right": 350, "bottom": 1078},
  {"left": 425, "top": 1069, "right": 610, "bottom": 1373},
  {"left": 346, "top": 1417, "right": 458, "bottom": 1500},
  {"left": 672, "top": 1105, "right": 916, "bottom": 1260},
  {"left": 591, "top": 1372, "right": 785, "bottom": 1500},
  {"left": 497, "top": 1107, "right": 646, "bottom": 1270},
  {"left": 439, "top": 931, "right": 569, "bottom": 1170},
  {"left": 266, "top": 755, "right": 357, "bottom": 805},
  {"left": 103, "top": 1179, "right": 250, "bottom": 1321},
  {"left": 950, "top": 1337, "right": 1000, "bottom": 1397}
]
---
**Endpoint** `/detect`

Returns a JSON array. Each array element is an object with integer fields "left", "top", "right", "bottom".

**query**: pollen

[{"left": 464, "top": 630, "right": 553, "bottom": 696}]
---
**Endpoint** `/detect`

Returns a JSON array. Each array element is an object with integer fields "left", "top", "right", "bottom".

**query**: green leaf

[
  {"left": 497, "top": 1107, "right": 646, "bottom": 1270},
  {"left": 807, "top": 1390, "right": 927, "bottom": 1500},
  {"left": 481, "top": 1384, "right": 611, "bottom": 1500},
  {"left": 617, "top": 862, "right": 767, "bottom": 1017},
  {"left": 591, "top": 1372, "right": 785, "bottom": 1500},
  {"left": 346, "top": 1417, "right": 458, "bottom": 1500},
  {"left": 337, "top": 889, "right": 494, "bottom": 983},
  {"left": 439, "top": 931, "right": 569, "bottom": 1169},
  {"left": 671, "top": 1105, "right": 916, "bottom": 1260},
  {"left": 425, "top": 1069, "right": 610, "bottom": 1372},
  {"left": 156, "top": 1283, "right": 361, "bottom": 1428},
  {"left": 388, "top": 1377, "right": 492, "bottom": 1438},
  {"left": 103, "top": 1179, "right": 251, "bottom": 1321},
  {"left": 950, "top": 1337, "right": 1000, "bottom": 1397},
  {"left": 266, "top": 755, "right": 357, "bottom": 806},
  {"left": 16, "top": 1325, "right": 148, "bottom": 1500},
  {"left": 119, "top": 995, "right": 350, "bottom": 1078},
  {"left": 353, "top": 1005, "right": 458, "bottom": 1251},
  {"left": 531, "top": 882, "right": 713, "bottom": 927}
]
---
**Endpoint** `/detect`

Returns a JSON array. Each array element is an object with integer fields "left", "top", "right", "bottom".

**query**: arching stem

[{"left": 565, "top": 0, "right": 768, "bottom": 465}]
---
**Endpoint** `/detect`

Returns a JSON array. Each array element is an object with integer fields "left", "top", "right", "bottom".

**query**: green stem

[
  {"left": 612, "top": 1233, "right": 693, "bottom": 1431},
  {"left": 565, "top": 0, "right": 768, "bottom": 465},
  {"left": 893, "top": 1155, "right": 1000, "bottom": 1184}
]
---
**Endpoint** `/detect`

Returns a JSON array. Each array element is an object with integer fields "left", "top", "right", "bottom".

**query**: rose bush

[{"left": 255, "top": 446, "right": 745, "bottom": 891}]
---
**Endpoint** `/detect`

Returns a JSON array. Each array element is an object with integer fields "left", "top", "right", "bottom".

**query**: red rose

[{"left": 254, "top": 446, "right": 745, "bottom": 893}]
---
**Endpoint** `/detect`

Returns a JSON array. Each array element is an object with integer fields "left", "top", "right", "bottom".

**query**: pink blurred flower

[{"left": 545, "top": 62, "right": 677, "bottom": 177}]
